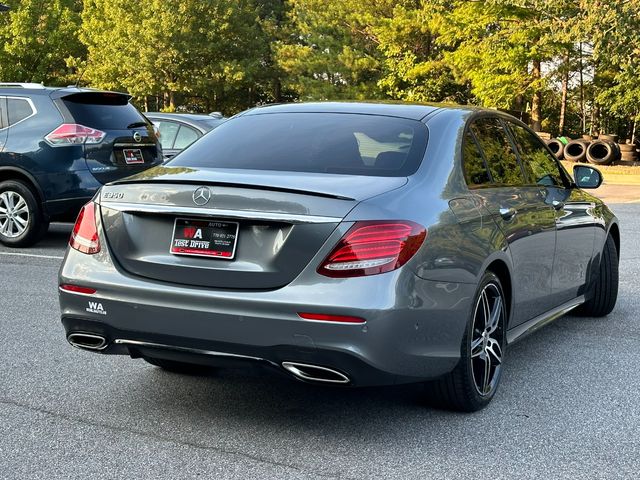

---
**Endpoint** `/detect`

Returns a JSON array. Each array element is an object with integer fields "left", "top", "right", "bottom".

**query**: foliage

[
  {"left": 0, "top": 0, "right": 83, "bottom": 84},
  {"left": 0, "top": 0, "right": 639, "bottom": 136}
]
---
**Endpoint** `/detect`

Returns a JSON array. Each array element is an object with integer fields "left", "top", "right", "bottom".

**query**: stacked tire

[
  {"left": 564, "top": 139, "right": 590, "bottom": 162},
  {"left": 546, "top": 138, "right": 565, "bottom": 159},
  {"left": 618, "top": 142, "right": 638, "bottom": 165},
  {"left": 586, "top": 140, "right": 618, "bottom": 165},
  {"left": 547, "top": 132, "right": 638, "bottom": 166}
]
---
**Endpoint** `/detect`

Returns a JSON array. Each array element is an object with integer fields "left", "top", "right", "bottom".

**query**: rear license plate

[
  {"left": 123, "top": 148, "right": 144, "bottom": 165},
  {"left": 170, "top": 218, "right": 239, "bottom": 259}
]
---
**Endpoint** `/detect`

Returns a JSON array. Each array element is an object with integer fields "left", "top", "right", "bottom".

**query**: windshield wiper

[{"left": 127, "top": 121, "right": 148, "bottom": 128}]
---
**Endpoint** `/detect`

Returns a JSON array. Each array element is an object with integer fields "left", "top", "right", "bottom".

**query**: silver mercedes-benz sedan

[{"left": 58, "top": 102, "right": 619, "bottom": 411}]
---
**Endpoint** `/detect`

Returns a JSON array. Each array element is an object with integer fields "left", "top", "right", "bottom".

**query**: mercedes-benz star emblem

[
  {"left": 133, "top": 131, "right": 142, "bottom": 142},
  {"left": 192, "top": 186, "right": 211, "bottom": 206}
]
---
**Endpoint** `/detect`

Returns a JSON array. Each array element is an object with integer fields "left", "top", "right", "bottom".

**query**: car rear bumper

[{"left": 59, "top": 248, "right": 475, "bottom": 387}]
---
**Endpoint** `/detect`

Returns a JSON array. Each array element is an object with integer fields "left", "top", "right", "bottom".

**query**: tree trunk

[
  {"left": 274, "top": 79, "right": 282, "bottom": 103},
  {"left": 530, "top": 60, "right": 542, "bottom": 132},
  {"left": 579, "top": 42, "right": 586, "bottom": 133},
  {"left": 558, "top": 53, "right": 569, "bottom": 136}
]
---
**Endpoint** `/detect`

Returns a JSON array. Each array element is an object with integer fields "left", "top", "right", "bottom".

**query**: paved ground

[
  {"left": 593, "top": 183, "right": 640, "bottom": 204},
  {"left": 1, "top": 207, "right": 639, "bottom": 479}
]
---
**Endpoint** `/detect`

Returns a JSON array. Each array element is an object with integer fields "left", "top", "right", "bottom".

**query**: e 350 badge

[{"left": 86, "top": 301, "right": 107, "bottom": 316}]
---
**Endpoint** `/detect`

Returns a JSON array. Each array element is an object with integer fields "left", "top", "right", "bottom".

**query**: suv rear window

[
  {"left": 61, "top": 93, "right": 147, "bottom": 130},
  {"left": 169, "top": 113, "right": 428, "bottom": 177}
]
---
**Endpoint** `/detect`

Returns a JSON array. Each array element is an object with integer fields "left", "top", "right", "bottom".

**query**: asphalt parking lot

[{"left": 1, "top": 205, "right": 639, "bottom": 479}]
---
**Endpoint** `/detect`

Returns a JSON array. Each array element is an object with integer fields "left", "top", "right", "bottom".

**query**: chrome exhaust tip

[
  {"left": 67, "top": 333, "right": 108, "bottom": 351},
  {"left": 282, "top": 362, "right": 350, "bottom": 384}
]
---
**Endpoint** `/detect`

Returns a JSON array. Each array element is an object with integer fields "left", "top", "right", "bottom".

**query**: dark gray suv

[{"left": 58, "top": 102, "right": 619, "bottom": 412}]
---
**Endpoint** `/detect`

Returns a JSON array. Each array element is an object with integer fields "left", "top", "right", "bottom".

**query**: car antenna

[{"left": 73, "top": 65, "right": 87, "bottom": 88}]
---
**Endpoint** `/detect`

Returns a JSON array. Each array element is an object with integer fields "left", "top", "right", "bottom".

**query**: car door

[
  {"left": 506, "top": 121, "right": 596, "bottom": 307},
  {"left": 466, "top": 117, "right": 557, "bottom": 326},
  {"left": 0, "top": 96, "right": 8, "bottom": 152}
]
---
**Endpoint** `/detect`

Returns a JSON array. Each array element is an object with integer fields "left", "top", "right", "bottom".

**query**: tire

[
  {"left": 618, "top": 143, "right": 635, "bottom": 152},
  {"left": 599, "top": 134, "right": 619, "bottom": 143},
  {"left": 143, "top": 356, "right": 215, "bottom": 375},
  {"left": 576, "top": 235, "right": 619, "bottom": 317},
  {"left": 424, "top": 272, "right": 507, "bottom": 412},
  {"left": 0, "top": 179, "right": 48, "bottom": 247},
  {"left": 620, "top": 151, "right": 637, "bottom": 162},
  {"left": 547, "top": 139, "right": 565, "bottom": 159},
  {"left": 564, "top": 139, "right": 589, "bottom": 162},
  {"left": 586, "top": 140, "right": 615, "bottom": 165}
]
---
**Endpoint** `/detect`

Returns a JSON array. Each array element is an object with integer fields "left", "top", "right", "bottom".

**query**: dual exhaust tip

[{"left": 67, "top": 333, "right": 350, "bottom": 384}]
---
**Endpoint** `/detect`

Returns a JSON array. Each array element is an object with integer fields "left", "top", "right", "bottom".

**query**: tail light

[
  {"left": 318, "top": 221, "right": 426, "bottom": 278},
  {"left": 70, "top": 202, "right": 100, "bottom": 254},
  {"left": 45, "top": 124, "right": 106, "bottom": 146}
]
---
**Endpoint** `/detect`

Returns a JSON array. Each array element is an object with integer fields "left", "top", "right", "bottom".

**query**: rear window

[
  {"left": 62, "top": 93, "right": 147, "bottom": 130},
  {"left": 169, "top": 113, "right": 428, "bottom": 177}
]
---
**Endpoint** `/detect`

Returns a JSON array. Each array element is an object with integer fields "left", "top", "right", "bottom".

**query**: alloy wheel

[
  {"left": 0, "top": 190, "right": 30, "bottom": 238},
  {"left": 470, "top": 283, "right": 505, "bottom": 396}
]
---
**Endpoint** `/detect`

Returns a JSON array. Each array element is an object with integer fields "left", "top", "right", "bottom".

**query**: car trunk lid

[{"left": 99, "top": 167, "right": 407, "bottom": 289}]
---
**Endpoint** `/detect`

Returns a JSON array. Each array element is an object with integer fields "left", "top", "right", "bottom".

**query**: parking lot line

[{"left": 0, "top": 252, "right": 64, "bottom": 260}]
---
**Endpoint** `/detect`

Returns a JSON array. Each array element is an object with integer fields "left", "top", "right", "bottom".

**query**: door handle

[
  {"left": 551, "top": 200, "right": 564, "bottom": 210},
  {"left": 499, "top": 207, "right": 517, "bottom": 220}
]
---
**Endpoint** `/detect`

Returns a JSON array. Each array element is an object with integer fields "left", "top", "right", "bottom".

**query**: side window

[
  {"left": 463, "top": 130, "right": 491, "bottom": 187},
  {"left": 174, "top": 125, "right": 199, "bottom": 150},
  {"left": 7, "top": 98, "right": 34, "bottom": 125},
  {"left": 156, "top": 121, "right": 180, "bottom": 149},
  {"left": 470, "top": 118, "right": 524, "bottom": 186},
  {"left": 0, "top": 97, "right": 6, "bottom": 129},
  {"left": 508, "top": 122, "right": 565, "bottom": 187}
]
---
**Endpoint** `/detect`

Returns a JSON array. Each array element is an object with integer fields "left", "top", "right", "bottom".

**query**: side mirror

[{"left": 573, "top": 165, "right": 602, "bottom": 189}]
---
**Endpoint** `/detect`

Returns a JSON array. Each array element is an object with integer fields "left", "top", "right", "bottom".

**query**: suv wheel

[
  {"left": 424, "top": 272, "right": 506, "bottom": 412},
  {"left": 0, "top": 180, "right": 48, "bottom": 247}
]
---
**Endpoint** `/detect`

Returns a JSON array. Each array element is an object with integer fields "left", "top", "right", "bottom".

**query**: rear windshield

[
  {"left": 169, "top": 112, "right": 428, "bottom": 177},
  {"left": 62, "top": 93, "right": 147, "bottom": 130}
]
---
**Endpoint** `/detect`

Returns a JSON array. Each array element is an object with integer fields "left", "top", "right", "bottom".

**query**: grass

[{"left": 561, "top": 161, "right": 640, "bottom": 185}]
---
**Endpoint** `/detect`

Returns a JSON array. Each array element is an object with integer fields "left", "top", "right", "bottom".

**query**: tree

[
  {"left": 582, "top": 0, "right": 640, "bottom": 139},
  {"left": 436, "top": 0, "right": 580, "bottom": 131},
  {"left": 0, "top": 0, "right": 83, "bottom": 84},
  {"left": 79, "top": 0, "right": 274, "bottom": 113}
]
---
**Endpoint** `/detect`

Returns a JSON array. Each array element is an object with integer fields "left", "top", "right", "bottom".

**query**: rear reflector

[
  {"left": 318, "top": 220, "right": 426, "bottom": 278},
  {"left": 59, "top": 284, "right": 97, "bottom": 295},
  {"left": 298, "top": 313, "right": 366, "bottom": 324},
  {"left": 70, "top": 202, "right": 101, "bottom": 254},
  {"left": 45, "top": 123, "right": 106, "bottom": 146}
]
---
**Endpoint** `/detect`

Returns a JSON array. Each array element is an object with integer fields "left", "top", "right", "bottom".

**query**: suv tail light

[
  {"left": 70, "top": 202, "right": 100, "bottom": 254},
  {"left": 45, "top": 124, "right": 106, "bottom": 146},
  {"left": 318, "top": 221, "right": 426, "bottom": 278}
]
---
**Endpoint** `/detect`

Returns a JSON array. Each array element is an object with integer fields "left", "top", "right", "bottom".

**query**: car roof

[
  {"left": 145, "top": 112, "right": 226, "bottom": 131},
  {"left": 242, "top": 101, "right": 450, "bottom": 121},
  {"left": 0, "top": 84, "right": 131, "bottom": 99},
  {"left": 146, "top": 112, "right": 224, "bottom": 121}
]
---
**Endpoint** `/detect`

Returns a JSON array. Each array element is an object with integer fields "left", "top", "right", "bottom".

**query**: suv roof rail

[{"left": 0, "top": 82, "right": 46, "bottom": 89}]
